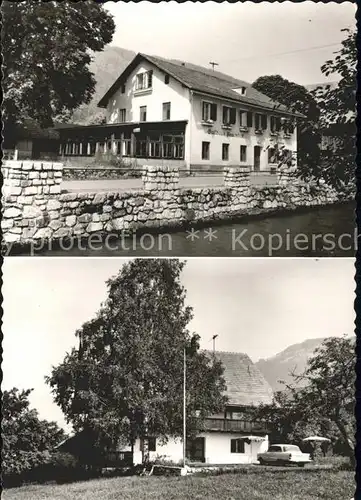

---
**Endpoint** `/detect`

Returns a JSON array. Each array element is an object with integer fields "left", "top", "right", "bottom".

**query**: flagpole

[{"left": 183, "top": 346, "right": 186, "bottom": 468}]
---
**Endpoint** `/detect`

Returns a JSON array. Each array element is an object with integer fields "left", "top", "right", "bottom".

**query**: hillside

[
  {"left": 71, "top": 46, "right": 135, "bottom": 125},
  {"left": 255, "top": 337, "right": 328, "bottom": 392}
]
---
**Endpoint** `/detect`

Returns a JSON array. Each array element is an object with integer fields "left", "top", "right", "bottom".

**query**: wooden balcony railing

[{"left": 202, "top": 418, "right": 268, "bottom": 433}]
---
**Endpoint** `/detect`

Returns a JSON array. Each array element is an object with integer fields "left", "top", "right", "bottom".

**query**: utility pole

[
  {"left": 183, "top": 346, "right": 186, "bottom": 468},
  {"left": 212, "top": 334, "right": 218, "bottom": 353},
  {"left": 209, "top": 61, "right": 219, "bottom": 71}
]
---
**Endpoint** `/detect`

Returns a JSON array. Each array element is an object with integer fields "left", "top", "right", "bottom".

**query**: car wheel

[{"left": 259, "top": 458, "right": 266, "bottom": 466}]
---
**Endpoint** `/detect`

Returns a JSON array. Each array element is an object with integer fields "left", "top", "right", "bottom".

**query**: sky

[
  {"left": 105, "top": 1, "right": 356, "bottom": 86},
  {"left": 2, "top": 257, "right": 355, "bottom": 429}
]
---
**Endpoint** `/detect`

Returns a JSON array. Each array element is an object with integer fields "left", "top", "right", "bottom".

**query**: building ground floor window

[{"left": 59, "top": 126, "right": 185, "bottom": 161}]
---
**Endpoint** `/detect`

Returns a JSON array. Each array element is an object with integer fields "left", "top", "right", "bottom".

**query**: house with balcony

[
  {"left": 56, "top": 350, "right": 273, "bottom": 467},
  {"left": 129, "top": 350, "right": 273, "bottom": 466},
  {"left": 57, "top": 53, "right": 301, "bottom": 173}
]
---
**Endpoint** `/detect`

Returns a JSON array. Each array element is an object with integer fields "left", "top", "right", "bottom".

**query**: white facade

[
  {"left": 106, "top": 61, "right": 191, "bottom": 125},
  {"left": 101, "top": 57, "right": 297, "bottom": 172},
  {"left": 189, "top": 92, "right": 297, "bottom": 171},
  {"left": 126, "top": 433, "right": 269, "bottom": 466}
]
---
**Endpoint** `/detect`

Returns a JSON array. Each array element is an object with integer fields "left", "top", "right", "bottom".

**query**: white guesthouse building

[
  {"left": 58, "top": 53, "right": 300, "bottom": 173},
  {"left": 126, "top": 351, "right": 273, "bottom": 466}
]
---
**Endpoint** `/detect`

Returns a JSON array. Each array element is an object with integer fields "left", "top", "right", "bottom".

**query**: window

[
  {"left": 255, "top": 113, "right": 267, "bottom": 130},
  {"left": 268, "top": 445, "right": 282, "bottom": 452},
  {"left": 231, "top": 439, "right": 245, "bottom": 453},
  {"left": 240, "top": 145, "right": 247, "bottom": 162},
  {"left": 164, "top": 74, "right": 170, "bottom": 84},
  {"left": 202, "top": 102, "right": 217, "bottom": 122},
  {"left": 247, "top": 111, "right": 253, "bottom": 128},
  {"left": 202, "top": 141, "right": 210, "bottom": 160},
  {"left": 225, "top": 411, "right": 233, "bottom": 420},
  {"left": 162, "top": 102, "right": 171, "bottom": 120},
  {"left": 268, "top": 147, "right": 277, "bottom": 163},
  {"left": 222, "top": 106, "right": 236, "bottom": 125},
  {"left": 270, "top": 116, "right": 281, "bottom": 133},
  {"left": 148, "top": 437, "right": 156, "bottom": 452},
  {"left": 136, "top": 70, "right": 153, "bottom": 90},
  {"left": 239, "top": 110, "right": 248, "bottom": 127},
  {"left": 121, "top": 85, "right": 126, "bottom": 94},
  {"left": 222, "top": 143, "right": 229, "bottom": 161},
  {"left": 284, "top": 121, "right": 295, "bottom": 135},
  {"left": 162, "top": 135, "right": 184, "bottom": 159},
  {"left": 118, "top": 108, "right": 126, "bottom": 123},
  {"left": 140, "top": 106, "right": 147, "bottom": 122}
]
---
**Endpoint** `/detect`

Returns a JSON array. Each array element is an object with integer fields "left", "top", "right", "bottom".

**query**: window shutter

[
  {"left": 202, "top": 102, "right": 206, "bottom": 121},
  {"left": 222, "top": 107, "right": 228, "bottom": 124},
  {"left": 231, "top": 440, "right": 236, "bottom": 453},
  {"left": 147, "top": 70, "right": 153, "bottom": 88},
  {"left": 211, "top": 103, "right": 217, "bottom": 121},
  {"left": 247, "top": 112, "right": 253, "bottom": 128},
  {"left": 262, "top": 114, "right": 268, "bottom": 129},
  {"left": 230, "top": 108, "right": 236, "bottom": 125}
]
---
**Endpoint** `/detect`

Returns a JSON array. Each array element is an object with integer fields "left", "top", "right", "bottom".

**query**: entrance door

[
  {"left": 186, "top": 437, "right": 205, "bottom": 463},
  {"left": 254, "top": 146, "right": 261, "bottom": 171}
]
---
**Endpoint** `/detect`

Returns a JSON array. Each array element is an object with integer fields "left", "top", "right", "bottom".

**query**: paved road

[{"left": 62, "top": 175, "right": 224, "bottom": 193}]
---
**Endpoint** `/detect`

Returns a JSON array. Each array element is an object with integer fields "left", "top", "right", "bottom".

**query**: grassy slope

[{"left": 3, "top": 470, "right": 354, "bottom": 500}]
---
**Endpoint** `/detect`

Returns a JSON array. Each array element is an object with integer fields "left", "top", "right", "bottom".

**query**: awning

[{"left": 239, "top": 435, "right": 266, "bottom": 442}]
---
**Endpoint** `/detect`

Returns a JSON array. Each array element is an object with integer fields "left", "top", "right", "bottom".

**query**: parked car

[{"left": 257, "top": 444, "right": 312, "bottom": 467}]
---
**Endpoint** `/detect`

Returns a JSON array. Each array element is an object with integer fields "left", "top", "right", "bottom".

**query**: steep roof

[
  {"left": 98, "top": 52, "right": 300, "bottom": 117},
  {"left": 206, "top": 350, "right": 273, "bottom": 407}
]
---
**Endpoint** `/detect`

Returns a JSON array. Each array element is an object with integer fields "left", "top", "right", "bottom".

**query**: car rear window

[{"left": 283, "top": 445, "right": 300, "bottom": 452}]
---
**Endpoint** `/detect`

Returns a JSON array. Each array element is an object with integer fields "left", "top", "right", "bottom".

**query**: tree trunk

[
  {"left": 335, "top": 419, "right": 355, "bottom": 467},
  {"left": 141, "top": 438, "right": 149, "bottom": 464}
]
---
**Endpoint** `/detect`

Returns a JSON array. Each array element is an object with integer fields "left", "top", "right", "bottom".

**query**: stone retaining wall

[{"left": 1, "top": 161, "right": 352, "bottom": 248}]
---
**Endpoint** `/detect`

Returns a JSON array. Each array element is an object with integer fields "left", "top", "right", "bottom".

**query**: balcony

[{"left": 202, "top": 418, "right": 268, "bottom": 433}]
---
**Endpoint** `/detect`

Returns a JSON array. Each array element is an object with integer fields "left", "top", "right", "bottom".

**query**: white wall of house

[
  {"left": 132, "top": 436, "right": 184, "bottom": 466},
  {"left": 126, "top": 433, "right": 269, "bottom": 466},
  {"left": 197, "top": 432, "right": 269, "bottom": 465},
  {"left": 106, "top": 61, "right": 191, "bottom": 125},
  {"left": 189, "top": 92, "right": 297, "bottom": 171}
]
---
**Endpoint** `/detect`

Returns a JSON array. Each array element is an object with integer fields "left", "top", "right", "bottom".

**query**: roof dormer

[{"left": 232, "top": 86, "right": 247, "bottom": 96}]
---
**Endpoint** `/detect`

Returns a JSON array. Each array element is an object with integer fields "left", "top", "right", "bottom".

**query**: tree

[
  {"left": 47, "top": 259, "right": 227, "bottom": 463},
  {"left": 2, "top": 1, "right": 115, "bottom": 141},
  {"left": 253, "top": 74, "right": 322, "bottom": 180},
  {"left": 312, "top": 28, "right": 356, "bottom": 187},
  {"left": 252, "top": 336, "right": 355, "bottom": 466},
  {"left": 2, "top": 388, "right": 67, "bottom": 481}
]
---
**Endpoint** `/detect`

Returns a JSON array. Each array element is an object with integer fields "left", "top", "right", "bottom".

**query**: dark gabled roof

[
  {"left": 98, "top": 53, "right": 301, "bottom": 117},
  {"left": 205, "top": 350, "right": 273, "bottom": 407}
]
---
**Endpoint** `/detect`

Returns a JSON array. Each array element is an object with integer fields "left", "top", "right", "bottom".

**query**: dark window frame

[
  {"left": 202, "top": 101, "right": 217, "bottom": 122},
  {"left": 222, "top": 143, "right": 230, "bottom": 161},
  {"left": 162, "top": 102, "right": 171, "bottom": 121},
  {"left": 240, "top": 145, "right": 247, "bottom": 162},
  {"left": 222, "top": 106, "right": 236, "bottom": 125},
  {"left": 202, "top": 141, "right": 210, "bottom": 160},
  {"left": 140, "top": 106, "right": 147, "bottom": 122},
  {"left": 230, "top": 439, "right": 245, "bottom": 454}
]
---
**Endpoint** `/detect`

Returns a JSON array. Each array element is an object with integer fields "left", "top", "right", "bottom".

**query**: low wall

[{"left": 1, "top": 161, "right": 352, "bottom": 248}]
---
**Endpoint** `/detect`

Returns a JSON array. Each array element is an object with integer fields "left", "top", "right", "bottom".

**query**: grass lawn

[{"left": 2, "top": 469, "right": 354, "bottom": 500}]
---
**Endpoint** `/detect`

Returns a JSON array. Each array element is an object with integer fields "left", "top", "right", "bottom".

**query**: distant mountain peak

[{"left": 255, "top": 337, "right": 330, "bottom": 392}]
